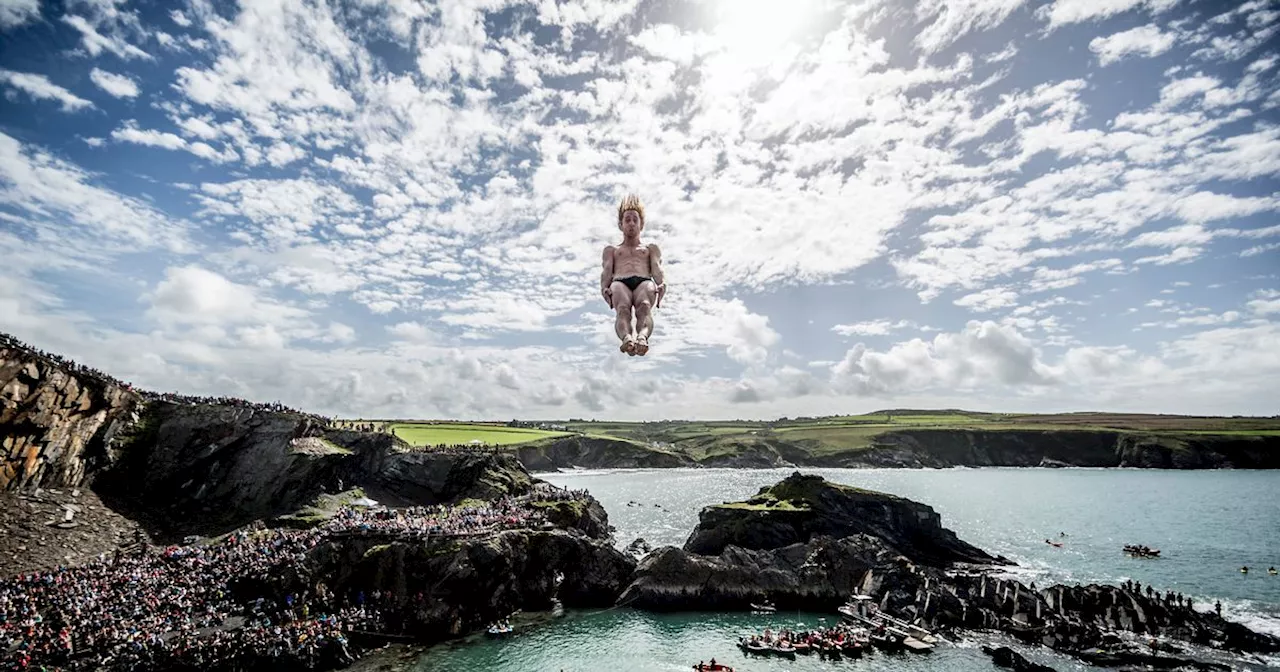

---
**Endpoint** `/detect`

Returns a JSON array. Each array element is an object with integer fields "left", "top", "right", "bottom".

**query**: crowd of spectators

[
  {"left": 1, "top": 331, "right": 332, "bottom": 427},
  {"left": 0, "top": 486, "right": 590, "bottom": 671},
  {"left": 326, "top": 496, "right": 548, "bottom": 539}
]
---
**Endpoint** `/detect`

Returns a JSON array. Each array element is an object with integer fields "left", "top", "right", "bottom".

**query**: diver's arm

[
  {"left": 601, "top": 246, "right": 615, "bottom": 306},
  {"left": 649, "top": 243, "right": 665, "bottom": 307}
]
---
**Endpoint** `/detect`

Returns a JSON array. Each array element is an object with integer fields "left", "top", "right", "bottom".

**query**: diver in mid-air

[{"left": 600, "top": 194, "right": 665, "bottom": 356}]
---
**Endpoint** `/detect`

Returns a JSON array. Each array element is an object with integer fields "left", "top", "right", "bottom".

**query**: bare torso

[{"left": 609, "top": 242, "right": 654, "bottom": 279}]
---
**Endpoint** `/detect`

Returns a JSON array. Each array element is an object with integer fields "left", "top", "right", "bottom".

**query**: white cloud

[
  {"left": 955, "top": 287, "right": 1019, "bottom": 312},
  {"left": 60, "top": 13, "right": 151, "bottom": 61},
  {"left": 1090, "top": 24, "right": 1177, "bottom": 65},
  {"left": 89, "top": 68, "right": 140, "bottom": 98},
  {"left": 832, "top": 320, "right": 1057, "bottom": 395},
  {"left": 832, "top": 319, "right": 916, "bottom": 336},
  {"left": 1248, "top": 290, "right": 1280, "bottom": 316},
  {"left": 0, "top": 132, "right": 191, "bottom": 258},
  {"left": 0, "top": 69, "right": 93, "bottom": 112},
  {"left": 110, "top": 120, "right": 237, "bottom": 163},
  {"left": 913, "top": 0, "right": 1028, "bottom": 54},
  {"left": 1040, "top": 0, "right": 1173, "bottom": 28},
  {"left": 144, "top": 265, "right": 307, "bottom": 327},
  {"left": 0, "top": 0, "right": 39, "bottom": 29}
]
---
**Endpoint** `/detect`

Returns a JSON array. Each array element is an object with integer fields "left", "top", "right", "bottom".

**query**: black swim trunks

[{"left": 615, "top": 276, "right": 652, "bottom": 291}]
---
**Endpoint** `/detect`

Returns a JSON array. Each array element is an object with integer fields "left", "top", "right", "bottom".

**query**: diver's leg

[
  {"left": 632, "top": 281, "right": 657, "bottom": 355},
  {"left": 610, "top": 281, "right": 635, "bottom": 353}
]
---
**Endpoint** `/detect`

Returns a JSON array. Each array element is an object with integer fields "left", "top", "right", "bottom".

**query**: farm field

[{"left": 388, "top": 422, "right": 570, "bottom": 446}]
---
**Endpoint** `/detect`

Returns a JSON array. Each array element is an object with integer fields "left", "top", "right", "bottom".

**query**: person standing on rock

[{"left": 601, "top": 194, "right": 666, "bottom": 356}]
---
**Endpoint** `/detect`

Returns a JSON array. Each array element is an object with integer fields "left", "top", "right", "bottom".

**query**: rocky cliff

[
  {"left": 1, "top": 346, "right": 142, "bottom": 491},
  {"left": 515, "top": 435, "right": 691, "bottom": 471},
  {"left": 92, "top": 402, "right": 535, "bottom": 540},
  {"left": 682, "top": 472, "right": 1004, "bottom": 566}
]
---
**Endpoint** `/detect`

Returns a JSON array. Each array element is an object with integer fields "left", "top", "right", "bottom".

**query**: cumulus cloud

[
  {"left": 832, "top": 321, "right": 1058, "bottom": 396},
  {"left": 0, "top": 70, "right": 93, "bottom": 112},
  {"left": 1089, "top": 24, "right": 1177, "bottom": 65},
  {"left": 89, "top": 68, "right": 140, "bottom": 98}
]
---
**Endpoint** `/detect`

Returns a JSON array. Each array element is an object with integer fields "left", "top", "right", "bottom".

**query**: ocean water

[{"left": 413, "top": 468, "right": 1280, "bottom": 671}]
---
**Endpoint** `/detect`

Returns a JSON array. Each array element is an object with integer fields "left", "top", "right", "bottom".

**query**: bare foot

[
  {"left": 634, "top": 337, "right": 649, "bottom": 356},
  {"left": 620, "top": 336, "right": 635, "bottom": 355}
]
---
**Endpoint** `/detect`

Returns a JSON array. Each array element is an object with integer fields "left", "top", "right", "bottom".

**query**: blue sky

[{"left": 1, "top": 0, "right": 1278, "bottom": 421}]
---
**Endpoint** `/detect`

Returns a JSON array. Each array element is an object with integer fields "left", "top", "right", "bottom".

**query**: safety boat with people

[
  {"left": 691, "top": 659, "right": 733, "bottom": 671},
  {"left": 1124, "top": 544, "right": 1161, "bottom": 557},
  {"left": 485, "top": 619, "right": 514, "bottom": 637}
]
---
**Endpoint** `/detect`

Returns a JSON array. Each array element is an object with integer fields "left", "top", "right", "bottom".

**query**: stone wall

[{"left": 0, "top": 347, "right": 141, "bottom": 492}]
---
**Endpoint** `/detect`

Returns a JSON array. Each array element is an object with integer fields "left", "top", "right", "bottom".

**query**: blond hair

[{"left": 617, "top": 193, "right": 645, "bottom": 226}]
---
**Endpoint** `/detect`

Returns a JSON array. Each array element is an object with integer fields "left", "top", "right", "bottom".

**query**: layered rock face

[
  {"left": 1, "top": 347, "right": 142, "bottom": 492},
  {"left": 683, "top": 472, "right": 1004, "bottom": 566}
]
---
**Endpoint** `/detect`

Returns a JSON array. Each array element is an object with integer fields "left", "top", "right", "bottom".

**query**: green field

[
  {"left": 356, "top": 410, "right": 1280, "bottom": 461},
  {"left": 388, "top": 423, "right": 570, "bottom": 446}
]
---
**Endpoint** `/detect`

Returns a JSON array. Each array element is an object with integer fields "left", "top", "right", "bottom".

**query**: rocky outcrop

[
  {"left": 900, "top": 573, "right": 1280, "bottom": 663},
  {"left": 982, "top": 646, "right": 1058, "bottom": 672},
  {"left": 682, "top": 472, "right": 1004, "bottom": 566},
  {"left": 92, "top": 402, "right": 536, "bottom": 541},
  {"left": 297, "top": 528, "right": 636, "bottom": 642},
  {"left": 1, "top": 347, "right": 142, "bottom": 491},
  {"left": 515, "top": 436, "right": 691, "bottom": 471}
]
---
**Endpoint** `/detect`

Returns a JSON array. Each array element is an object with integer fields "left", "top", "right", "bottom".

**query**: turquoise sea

[{"left": 412, "top": 468, "right": 1280, "bottom": 672}]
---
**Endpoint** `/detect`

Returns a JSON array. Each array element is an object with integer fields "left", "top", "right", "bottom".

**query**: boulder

[{"left": 981, "top": 645, "right": 1058, "bottom": 671}]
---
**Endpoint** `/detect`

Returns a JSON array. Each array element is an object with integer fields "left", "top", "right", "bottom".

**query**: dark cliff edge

[
  {"left": 91, "top": 402, "right": 536, "bottom": 541},
  {"left": 520, "top": 429, "right": 1280, "bottom": 471},
  {"left": 516, "top": 435, "right": 692, "bottom": 470}
]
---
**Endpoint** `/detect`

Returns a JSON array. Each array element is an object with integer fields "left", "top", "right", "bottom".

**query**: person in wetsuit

[{"left": 601, "top": 194, "right": 666, "bottom": 355}]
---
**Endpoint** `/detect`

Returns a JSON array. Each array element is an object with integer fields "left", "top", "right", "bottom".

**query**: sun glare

[{"left": 711, "top": 0, "right": 823, "bottom": 68}]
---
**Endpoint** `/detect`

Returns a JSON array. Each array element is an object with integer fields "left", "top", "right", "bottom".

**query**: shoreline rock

[{"left": 682, "top": 471, "right": 1006, "bottom": 567}]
